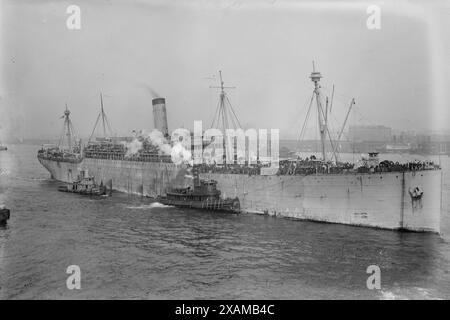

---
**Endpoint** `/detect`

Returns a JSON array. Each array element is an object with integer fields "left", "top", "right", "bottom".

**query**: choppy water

[{"left": 0, "top": 144, "right": 449, "bottom": 299}]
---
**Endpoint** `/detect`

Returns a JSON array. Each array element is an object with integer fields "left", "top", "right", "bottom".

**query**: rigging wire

[
  {"left": 88, "top": 93, "right": 115, "bottom": 142},
  {"left": 298, "top": 92, "right": 315, "bottom": 142}
]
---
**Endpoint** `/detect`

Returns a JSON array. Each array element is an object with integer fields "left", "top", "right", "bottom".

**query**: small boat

[
  {"left": 0, "top": 145, "right": 7, "bottom": 151},
  {"left": 157, "top": 168, "right": 240, "bottom": 213},
  {"left": 58, "top": 170, "right": 107, "bottom": 196},
  {"left": 0, "top": 205, "right": 10, "bottom": 225}
]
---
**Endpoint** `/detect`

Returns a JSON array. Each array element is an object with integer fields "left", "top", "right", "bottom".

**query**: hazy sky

[{"left": 1, "top": 0, "right": 449, "bottom": 141}]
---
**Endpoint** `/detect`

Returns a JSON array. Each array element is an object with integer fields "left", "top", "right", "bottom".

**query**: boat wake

[
  {"left": 379, "top": 287, "right": 442, "bottom": 300},
  {"left": 18, "top": 177, "right": 49, "bottom": 182},
  {"left": 125, "top": 202, "right": 173, "bottom": 210},
  {"left": 149, "top": 202, "right": 173, "bottom": 208}
]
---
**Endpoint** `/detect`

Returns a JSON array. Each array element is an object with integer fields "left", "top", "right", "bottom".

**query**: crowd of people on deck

[
  {"left": 37, "top": 146, "right": 82, "bottom": 163},
  {"left": 277, "top": 157, "right": 355, "bottom": 175},
  {"left": 197, "top": 163, "right": 265, "bottom": 175},
  {"left": 196, "top": 156, "right": 439, "bottom": 176},
  {"left": 368, "top": 160, "right": 439, "bottom": 173}
]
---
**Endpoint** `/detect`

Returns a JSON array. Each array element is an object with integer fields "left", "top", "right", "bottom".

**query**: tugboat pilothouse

[{"left": 58, "top": 170, "right": 108, "bottom": 196}]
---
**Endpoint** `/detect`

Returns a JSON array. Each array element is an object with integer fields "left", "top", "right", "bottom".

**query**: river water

[{"left": 0, "top": 144, "right": 449, "bottom": 299}]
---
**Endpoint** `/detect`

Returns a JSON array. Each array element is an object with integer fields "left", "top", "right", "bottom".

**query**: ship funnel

[{"left": 152, "top": 98, "right": 169, "bottom": 138}]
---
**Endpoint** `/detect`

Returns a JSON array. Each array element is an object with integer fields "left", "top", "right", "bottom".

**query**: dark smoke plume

[{"left": 137, "top": 82, "right": 160, "bottom": 98}]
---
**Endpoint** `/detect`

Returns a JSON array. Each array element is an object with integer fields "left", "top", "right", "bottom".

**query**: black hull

[
  {"left": 58, "top": 186, "right": 107, "bottom": 196},
  {"left": 158, "top": 197, "right": 240, "bottom": 214},
  {"left": 0, "top": 208, "right": 10, "bottom": 225}
]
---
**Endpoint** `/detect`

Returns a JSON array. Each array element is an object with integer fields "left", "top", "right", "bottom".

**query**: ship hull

[
  {"left": 38, "top": 156, "right": 189, "bottom": 197},
  {"left": 200, "top": 171, "right": 442, "bottom": 233},
  {"left": 38, "top": 157, "right": 442, "bottom": 233},
  {"left": 157, "top": 197, "right": 240, "bottom": 213}
]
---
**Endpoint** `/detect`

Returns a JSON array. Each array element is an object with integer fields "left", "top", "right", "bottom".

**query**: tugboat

[
  {"left": 157, "top": 168, "right": 240, "bottom": 213},
  {"left": 58, "top": 170, "right": 107, "bottom": 196},
  {"left": 0, "top": 205, "right": 10, "bottom": 225}
]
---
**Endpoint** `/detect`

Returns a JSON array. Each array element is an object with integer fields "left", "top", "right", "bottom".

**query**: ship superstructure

[
  {"left": 37, "top": 67, "right": 442, "bottom": 233},
  {"left": 37, "top": 104, "right": 82, "bottom": 166}
]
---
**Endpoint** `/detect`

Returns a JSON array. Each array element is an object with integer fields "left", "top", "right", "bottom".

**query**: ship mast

[
  {"left": 210, "top": 71, "right": 241, "bottom": 163},
  {"left": 58, "top": 104, "right": 76, "bottom": 150},
  {"left": 300, "top": 62, "right": 339, "bottom": 163},
  {"left": 88, "top": 93, "right": 114, "bottom": 142},
  {"left": 310, "top": 62, "right": 327, "bottom": 161},
  {"left": 210, "top": 71, "right": 241, "bottom": 132}
]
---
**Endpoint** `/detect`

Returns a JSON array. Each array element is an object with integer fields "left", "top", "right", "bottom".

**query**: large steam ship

[{"left": 38, "top": 68, "right": 442, "bottom": 233}]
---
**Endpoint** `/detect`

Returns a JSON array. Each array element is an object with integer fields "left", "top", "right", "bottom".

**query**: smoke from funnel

[
  {"left": 137, "top": 82, "right": 160, "bottom": 99},
  {"left": 122, "top": 129, "right": 192, "bottom": 166}
]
